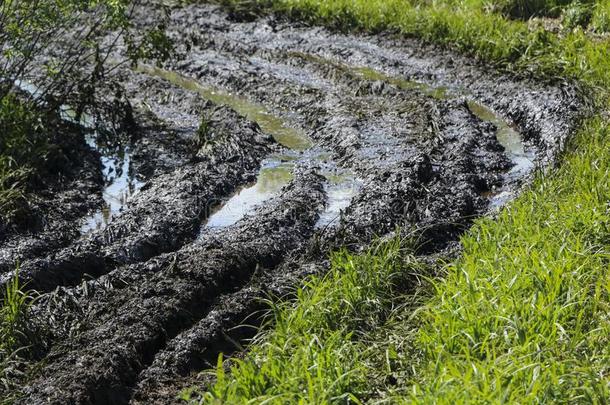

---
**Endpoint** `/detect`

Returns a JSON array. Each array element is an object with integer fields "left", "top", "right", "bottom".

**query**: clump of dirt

[{"left": 0, "top": 2, "right": 586, "bottom": 403}]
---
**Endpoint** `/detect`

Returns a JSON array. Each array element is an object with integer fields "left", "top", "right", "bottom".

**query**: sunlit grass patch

[{"left": 187, "top": 239, "right": 428, "bottom": 404}]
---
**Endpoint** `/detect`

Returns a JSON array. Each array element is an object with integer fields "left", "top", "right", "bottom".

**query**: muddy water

[
  {"left": 202, "top": 150, "right": 361, "bottom": 231},
  {"left": 204, "top": 156, "right": 294, "bottom": 229},
  {"left": 137, "top": 65, "right": 312, "bottom": 150},
  {"left": 80, "top": 135, "right": 145, "bottom": 233},
  {"left": 466, "top": 100, "right": 535, "bottom": 176},
  {"left": 60, "top": 108, "right": 145, "bottom": 234}
]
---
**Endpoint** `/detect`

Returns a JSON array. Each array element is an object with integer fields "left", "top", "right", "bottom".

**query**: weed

[{"left": 562, "top": 1, "right": 594, "bottom": 29}]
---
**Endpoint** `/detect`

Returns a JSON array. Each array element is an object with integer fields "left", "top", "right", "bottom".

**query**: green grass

[
  {"left": 190, "top": 0, "right": 610, "bottom": 403},
  {"left": 591, "top": 1, "right": 610, "bottom": 32},
  {"left": 0, "top": 269, "right": 36, "bottom": 402},
  {"left": 184, "top": 239, "right": 428, "bottom": 403},
  {"left": 562, "top": 1, "right": 595, "bottom": 29}
]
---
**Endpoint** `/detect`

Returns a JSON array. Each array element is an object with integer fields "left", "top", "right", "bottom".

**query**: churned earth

[{"left": 0, "top": 2, "right": 584, "bottom": 403}]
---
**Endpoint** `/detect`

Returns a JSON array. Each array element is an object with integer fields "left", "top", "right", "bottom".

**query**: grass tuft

[
  {"left": 562, "top": 1, "right": 594, "bottom": 29},
  {"left": 0, "top": 268, "right": 37, "bottom": 402}
]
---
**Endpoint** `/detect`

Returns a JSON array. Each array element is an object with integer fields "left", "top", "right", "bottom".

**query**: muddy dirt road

[{"left": 0, "top": 2, "right": 583, "bottom": 403}]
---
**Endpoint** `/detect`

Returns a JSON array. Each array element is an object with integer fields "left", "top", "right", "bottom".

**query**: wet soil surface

[{"left": 1, "top": 3, "right": 584, "bottom": 403}]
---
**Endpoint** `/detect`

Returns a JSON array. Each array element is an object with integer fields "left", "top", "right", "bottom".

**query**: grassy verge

[{"left": 190, "top": 0, "right": 610, "bottom": 403}]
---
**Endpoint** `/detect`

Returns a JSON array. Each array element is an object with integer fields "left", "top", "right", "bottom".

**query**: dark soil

[{"left": 0, "top": 2, "right": 584, "bottom": 403}]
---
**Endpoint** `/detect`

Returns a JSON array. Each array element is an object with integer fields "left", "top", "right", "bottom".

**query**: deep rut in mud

[{"left": 1, "top": 3, "right": 584, "bottom": 403}]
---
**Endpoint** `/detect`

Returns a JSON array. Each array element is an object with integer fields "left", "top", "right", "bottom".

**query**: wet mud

[
  {"left": 1, "top": 102, "right": 272, "bottom": 293},
  {"left": 23, "top": 169, "right": 325, "bottom": 404},
  {"left": 0, "top": 2, "right": 585, "bottom": 403}
]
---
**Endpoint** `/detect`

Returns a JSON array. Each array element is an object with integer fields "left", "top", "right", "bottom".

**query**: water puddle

[
  {"left": 14, "top": 80, "right": 43, "bottom": 99},
  {"left": 60, "top": 106, "right": 146, "bottom": 234},
  {"left": 137, "top": 65, "right": 313, "bottom": 150},
  {"left": 466, "top": 101, "right": 535, "bottom": 177},
  {"left": 204, "top": 156, "right": 294, "bottom": 229},
  {"left": 352, "top": 66, "right": 450, "bottom": 99},
  {"left": 465, "top": 101, "right": 535, "bottom": 208},
  {"left": 14, "top": 80, "right": 145, "bottom": 234},
  {"left": 80, "top": 134, "right": 145, "bottom": 234},
  {"left": 286, "top": 51, "right": 451, "bottom": 99},
  {"left": 69, "top": 117, "right": 145, "bottom": 234},
  {"left": 201, "top": 150, "right": 360, "bottom": 232}
]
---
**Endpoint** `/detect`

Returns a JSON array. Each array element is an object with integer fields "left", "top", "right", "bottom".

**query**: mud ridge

[{"left": 129, "top": 258, "right": 327, "bottom": 404}]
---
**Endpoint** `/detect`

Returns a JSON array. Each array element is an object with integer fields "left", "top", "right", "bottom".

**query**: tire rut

[{"left": 22, "top": 169, "right": 325, "bottom": 404}]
